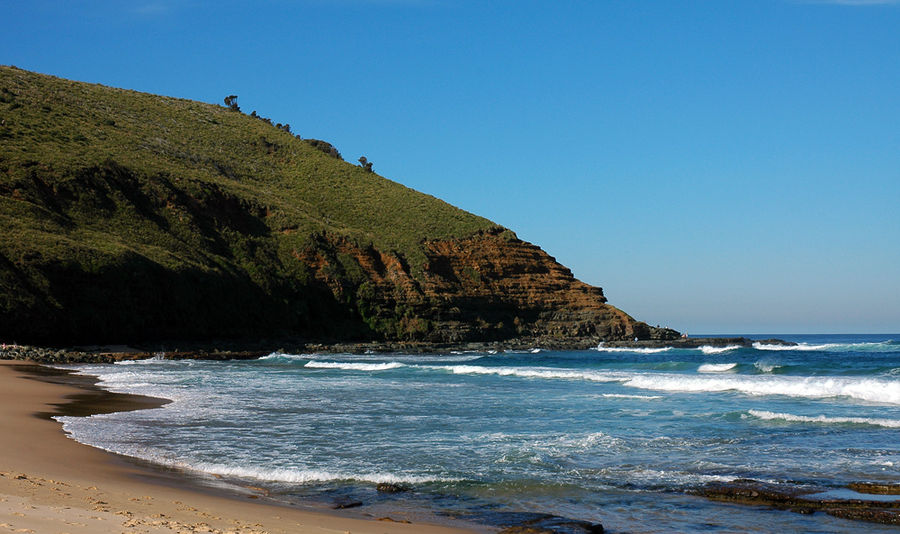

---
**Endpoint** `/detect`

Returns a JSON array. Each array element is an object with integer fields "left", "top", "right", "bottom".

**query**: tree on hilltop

[
  {"left": 224, "top": 95, "right": 240, "bottom": 112},
  {"left": 358, "top": 156, "right": 373, "bottom": 173}
]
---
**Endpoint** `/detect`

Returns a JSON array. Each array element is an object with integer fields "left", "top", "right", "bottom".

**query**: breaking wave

[
  {"left": 185, "top": 461, "right": 455, "bottom": 485},
  {"left": 752, "top": 341, "right": 898, "bottom": 353},
  {"left": 753, "top": 361, "right": 783, "bottom": 373},
  {"left": 601, "top": 393, "right": 663, "bottom": 400},
  {"left": 258, "top": 352, "right": 319, "bottom": 361},
  {"left": 748, "top": 410, "right": 900, "bottom": 428},
  {"left": 623, "top": 374, "right": 900, "bottom": 404},
  {"left": 426, "top": 364, "right": 621, "bottom": 382},
  {"left": 304, "top": 361, "right": 406, "bottom": 371},
  {"left": 697, "top": 363, "right": 738, "bottom": 373},
  {"left": 594, "top": 344, "right": 672, "bottom": 354}
]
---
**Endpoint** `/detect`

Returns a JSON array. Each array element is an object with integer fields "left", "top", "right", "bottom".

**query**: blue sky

[{"left": 4, "top": 0, "right": 899, "bottom": 333}]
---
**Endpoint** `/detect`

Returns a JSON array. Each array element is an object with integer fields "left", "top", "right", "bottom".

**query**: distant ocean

[{"left": 57, "top": 334, "right": 900, "bottom": 533}]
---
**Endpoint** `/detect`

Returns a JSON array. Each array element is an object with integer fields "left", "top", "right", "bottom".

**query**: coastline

[
  {"left": 0, "top": 335, "right": 792, "bottom": 365},
  {"left": 0, "top": 360, "right": 481, "bottom": 534}
]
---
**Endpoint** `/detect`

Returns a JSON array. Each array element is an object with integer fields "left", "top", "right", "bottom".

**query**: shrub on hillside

[{"left": 304, "top": 139, "right": 342, "bottom": 160}]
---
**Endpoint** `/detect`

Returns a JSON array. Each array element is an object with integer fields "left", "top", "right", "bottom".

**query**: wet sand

[{"left": 0, "top": 360, "right": 479, "bottom": 534}]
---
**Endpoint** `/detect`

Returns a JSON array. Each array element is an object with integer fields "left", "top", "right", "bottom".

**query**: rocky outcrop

[
  {"left": 293, "top": 228, "right": 671, "bottom": 344},
  {"left": 695, "top": 480, "right": 900, "bottom": 526}
]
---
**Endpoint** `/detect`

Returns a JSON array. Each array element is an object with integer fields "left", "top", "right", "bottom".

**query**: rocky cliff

[
  {"left": 0, "top": 66, "right": 675, "bottom": 347},
  {"left": 294, "top": 228, "right": 667, "bottom": 344}
]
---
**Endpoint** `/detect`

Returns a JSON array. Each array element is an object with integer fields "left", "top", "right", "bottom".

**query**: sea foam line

[
  {"left": 697, "top": 363, "right": 738, "bottom": 373},
  {"left": 753, "top": 342, "right": 832, "bottom": 352},
  {"left": 594, "top": 344, "right": 672, "bottom": 354},
  {"left": 623, "top": 374, "right": 900, "bottom": 405},
  {"left": 304, "top": 361, "right": 406, "bottom": 371},
  {"left": 258, "top": 352, "right": 319, "bottom": 361},
  {"left": 752, "top": 341, "right": 898, "bottom": 352},
  {"left": 748, "top": 409, "right": 900, "bottom": 428},
  {"left": 186, "top": 461, "right": 456, "bottom": 485},
  {"left": 424, "top": 364, "right": 622, "bottom": 382},
  {"left": 601, "top": 393, "right": 663, "bottom": 400}
]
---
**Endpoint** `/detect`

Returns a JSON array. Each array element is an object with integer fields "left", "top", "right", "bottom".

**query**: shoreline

[
  {"left": 0, "top": 335, "right": 794, "bottom": 364},
  {"left": 0, "top": 360, "right": 482, "bottom": 534}
]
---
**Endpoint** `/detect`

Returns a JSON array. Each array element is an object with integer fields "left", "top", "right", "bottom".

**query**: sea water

[{"left": 56, "top": 335, "right": 900, "bottom": 533}]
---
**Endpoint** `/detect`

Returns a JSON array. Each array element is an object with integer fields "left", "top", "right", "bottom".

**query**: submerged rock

[
  {"left": 848, "top": 482, "right": 900, "bottom": 495},
  {"left": 330, "top": 498, "right": 363, "bottom": 509},
  {"left": 498, "top": 514, "right": 603, "bottom": 534},
  {"left": 695, "top": 480, "right": 900, "bottom": 525},
  {"left": 375, "top": 483, "right": 410, "bottom": 493}
]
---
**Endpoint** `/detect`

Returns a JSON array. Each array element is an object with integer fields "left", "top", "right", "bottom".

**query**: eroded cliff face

[{"left": 296, "top": 228, "right": 667, "bottom": 343}]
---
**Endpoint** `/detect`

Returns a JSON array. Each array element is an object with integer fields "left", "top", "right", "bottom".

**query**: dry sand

[{"left": 0, "top": 360, "right": 479, "bottom": 534}]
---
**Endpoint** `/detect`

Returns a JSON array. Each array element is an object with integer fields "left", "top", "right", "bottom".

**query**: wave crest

[
  {"left": 697, "top": 363, "right": 738, "bottom": 373},
  {"left": 748, "top": 409, "right": 900, "bottom": 428},
  {"left": 594, "top": 344, "right": 672, "bottom": 354},
  {"left": 304, "top": 361, "right": 406, "bottom": 371},
  {"left": 753, "top": 361, "right": 782, "bottom": 373},
  {"left": 624, "top": 374, "right": 900, "bottom": 404},
  {"left": 753, "top": 340, "right": 898, "bottom": 353},
  {"left": 427, "top": 364, "right": 621, "bottom": 382}
]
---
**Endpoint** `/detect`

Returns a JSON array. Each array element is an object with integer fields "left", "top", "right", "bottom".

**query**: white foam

[
  {"left": 748, "top": 409, "right": 900, "bottom": 428},
  {"left": 699, "top": 345, "right": 741, "bottom": 355},
  {"left": 616, "top": 467, "right": 739, "bottom": 486},
  {"left": 114, "top": 354, "right": 170, "bottom": 365},
  {"left": 600, "top": 393, "right": 663, "bottom": 400},
  {"left": 752, "top": 341, "right": 897, "bottom": 352},
  {"left": 753, "top": 342, "right": 832, "bottom": 351},
  {"left": 304, "top": 361, "right": 405, "bottom": 371},
  {"left": 258, "top": 352, "right": 318, "bottom": 361},
  {"left": 551, "top": 431, "right": 619, "bottom": 450},
  {"left": 754, "top": 361, "right": 782, "bottom": 373},
  {"left": 186, "top": 461, "right": 454, "bottom": 485},
  {"left": 623, "top": 374, "right": 900, "bottom": 404},
  {"left": 697, "top": 363, "right": 738, "bottom": 373},
  {"left": 594, "top": 344, "right": 672, "bottom": 354},
  {"left": 426, "top": 364, "right": 621, "bottom": 383}
]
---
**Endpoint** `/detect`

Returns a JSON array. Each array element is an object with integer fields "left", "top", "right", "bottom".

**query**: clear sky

[{"left": 4, "top": 0, "right": 899, "bottom": 334}]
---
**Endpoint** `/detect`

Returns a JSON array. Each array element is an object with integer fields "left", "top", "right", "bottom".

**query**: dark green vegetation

[{"left": 0, "top": 66, "right": 502, "bottom": 345}]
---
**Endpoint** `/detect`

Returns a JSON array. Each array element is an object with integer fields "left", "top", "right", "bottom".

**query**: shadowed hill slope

[{"left": 0, "top": 66, "right": 673, "bottom": 346}]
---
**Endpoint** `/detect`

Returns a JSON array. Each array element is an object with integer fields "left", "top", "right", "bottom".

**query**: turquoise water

[{"left": 58, "top": 335, "right": 900, "bottom": 532}]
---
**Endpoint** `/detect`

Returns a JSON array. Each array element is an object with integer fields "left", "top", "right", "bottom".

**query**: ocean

[{"left": 56, "top": 334, "right": 900, "bottom": 533}]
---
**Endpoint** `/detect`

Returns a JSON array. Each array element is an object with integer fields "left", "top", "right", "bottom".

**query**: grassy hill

[{"left": 0, "top": 66, "right": 508, "bottom": 344}]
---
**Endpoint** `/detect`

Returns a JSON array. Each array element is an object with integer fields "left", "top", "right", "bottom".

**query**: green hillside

[{"left": 0, "top": 66, "right": 503, "bottom": 345}]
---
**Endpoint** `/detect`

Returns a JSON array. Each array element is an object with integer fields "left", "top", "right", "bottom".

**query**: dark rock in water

[
  {"left": 695, "top": 480, "right": 900, "bottom": 525},
  {"left": 848, "top": 483, "right": 900, "bottom": 495},
  {"left": 754, "top": 338, "right": 799, "bottom": 347},
  {"left": 828, "top": 508, "right": 900, "bottom": 524},
  {"left": 498, "top": 514, "right": 603, "bottom": 534},
  {"left": 375, "top": 483, "right": 410, "bottom": 493},
  {"left": 331, "top": 498, "right": 363, "bottom": 509}
]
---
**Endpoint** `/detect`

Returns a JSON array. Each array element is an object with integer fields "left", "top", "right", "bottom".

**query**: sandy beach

[{"left": 0, "top": 360, "right": 478, "bottom": 534}]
